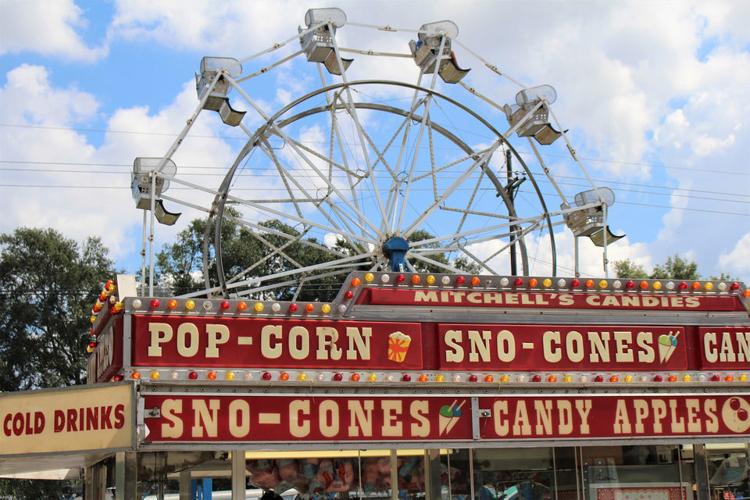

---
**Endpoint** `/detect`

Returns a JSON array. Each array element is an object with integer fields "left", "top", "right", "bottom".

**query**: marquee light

[
  {"left": 116, "top": 364, "right": 750, "bottom": 388},
  {"left": 184, "top": 300, "right": 196, "bottom": 311}
]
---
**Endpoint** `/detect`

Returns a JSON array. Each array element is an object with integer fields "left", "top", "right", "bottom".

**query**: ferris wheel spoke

[
  {"left": 403, "top": 139, "right": 504, "bottom": 238},
  {"left": 454, "top": 168, "right": 486, "bottom": 237},
  {"left": 324, "top": 98, "right": 369, "bottom": 243},
  {"left": 257, "top": 141, "right": 376, "bottom": 248},
  {"left": 225, "top": 229, "right": 314, "bottom": 286},
  {"left": 225, "top": 192, "right": 378, "bottom": 246},
  {"left": 260, "top": 140, "right": 307, "bottom": 219},
  {"left": 453, "top": 245, "right": 500, "bottom": 275},
  {"left": 226, "top": 251, "right": 374, "bottom": 294},
  {"left": 392, "top": 35, "right": 447, "bottom": 233},
  {"left": 224, "top": 214, "right": 350, "bottom": 261},
  {"left": 478, "top": 221, "right": 543, "bottom": 265},
  {"left": 232, "top": 266, "right": 360, "bottom": 299},
  {"left": 281, "top": 133, "right": 366, "bottom": 179},
  {"left": 271, "top": 135, "right": 383, "bottom": 238},
  {"left": 384, "top": 71, "right": 426, "bottom": 230},
  {"left": 409, "top": 252, "right": 466, "bottom": 275},
  {"left": 408, "top": 216, "right": 542, "bottom": 250},
  {"left": 326, "top": 34, "right": 391, "bottom": 233},
  {"left": 227, "top": 75, "right": 384, "bottom": 239},
  {"left": 410, "top": 147, "right": 491, "bottom": 182}
]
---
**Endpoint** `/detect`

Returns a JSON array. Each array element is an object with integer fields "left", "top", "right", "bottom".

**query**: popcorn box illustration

[{"left": 387, "top": 331, "right": 412, "bottom": 363}]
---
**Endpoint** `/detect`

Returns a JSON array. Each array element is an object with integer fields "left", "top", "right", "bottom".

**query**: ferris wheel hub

[{"left": 382, "top": 236, "right": 410, "bottom": 272}]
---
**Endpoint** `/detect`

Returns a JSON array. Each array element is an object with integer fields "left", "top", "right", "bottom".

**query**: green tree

[
  {"left": 651, "top": 256, "right": 699, "bottom": 280},
  {"left": 614, "top": 255, "right": 699, "bottom": 280},
  {"left": 0, "top": 228, "right": 115, "bottom": 390},
  {"left": 156, "top": 216, "right": 483, "bottom": 301},
  {"left": 0, "top": 227, "right": 113, "bottom": 498},
  {"left": 613, "top": 259, "right": 648, "bottom": 279}
]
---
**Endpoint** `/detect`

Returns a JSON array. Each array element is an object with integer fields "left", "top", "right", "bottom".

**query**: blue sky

[{"left": 0, "top": 0, "right": 748, "bottom": 286}]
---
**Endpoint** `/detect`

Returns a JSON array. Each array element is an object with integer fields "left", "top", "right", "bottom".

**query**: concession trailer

[{"left": 3, "top": 272, "right": 750, "bottom": 500}]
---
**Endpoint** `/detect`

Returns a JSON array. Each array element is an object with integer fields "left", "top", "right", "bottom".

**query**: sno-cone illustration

[
  {"left": 438, "top": 400, "right": 465, "bottom": 435},
  {"left": 387, "top": 331, "right": 412, "bottom": 363},
  {"left": 657, "top": 331, "right": 680, "bottom": 363}
]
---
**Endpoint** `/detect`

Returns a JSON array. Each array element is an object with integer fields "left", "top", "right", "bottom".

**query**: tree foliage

[
  {"left": 614, "top": 255, "right": 700, "bottom": 280},
  {"left": 155, "top": 215, "right": 481, "bottom": 301},
  {"left": 0, "top": 228, "right": 115, "bottom": 391},
  {"left": 0, "top": 228, "right": 112, "bottom": 498}
]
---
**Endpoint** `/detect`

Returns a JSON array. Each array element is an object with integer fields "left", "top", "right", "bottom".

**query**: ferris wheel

[{"left": 131, "top": 8, "right": 624, "bottom": 300}]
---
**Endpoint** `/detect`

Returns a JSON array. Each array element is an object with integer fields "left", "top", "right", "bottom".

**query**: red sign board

[
  {"left": 141, "top": 393, "right": 750, "bottom": 444},
  {"left": 143, "top": 395, "right": 471, "bottom": 443},
  {"left": 698, "top": 326, "right": 750, "bottom": 370},
  {"left": 365, "top": 288, "right": 746, "bottom": 312},
  {"left": 479, "top": 394, "right": 750, "bottom": 440},
  {"left": 132, "top": 315, "right": 423, "bottom": 370},
  {"left": 91, "top": 319, "right": 123, "bottom": 383},
  {"left": 438, "top": 324, "right": 687, "bottom": 371}
]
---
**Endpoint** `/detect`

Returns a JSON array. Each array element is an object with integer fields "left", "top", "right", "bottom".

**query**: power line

[
  {"left": 0, "top": 183, "right": 746, "bottom": 216},
  {"left": 1, "top": 122, "right": 748, "bottom": 177},
  {"left": 2, "top": 160, "right": 749, "bottom": 199}
]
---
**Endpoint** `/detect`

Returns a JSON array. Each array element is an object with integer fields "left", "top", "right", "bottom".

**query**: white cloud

[
  {"left": 719, "top": 232, "right": 750, "bottom": 280},
  {"left": 3, "top": 0, "right": 749, "bottom": 282},
  {"left": 0, "top": 0, "right": 107, "bottom": 61},
  {"left": 110, "top": 0, "right": 308, "bottom": 56},
  {"left": 0, "top": 64, "right": 240, "bottom": 260}
]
